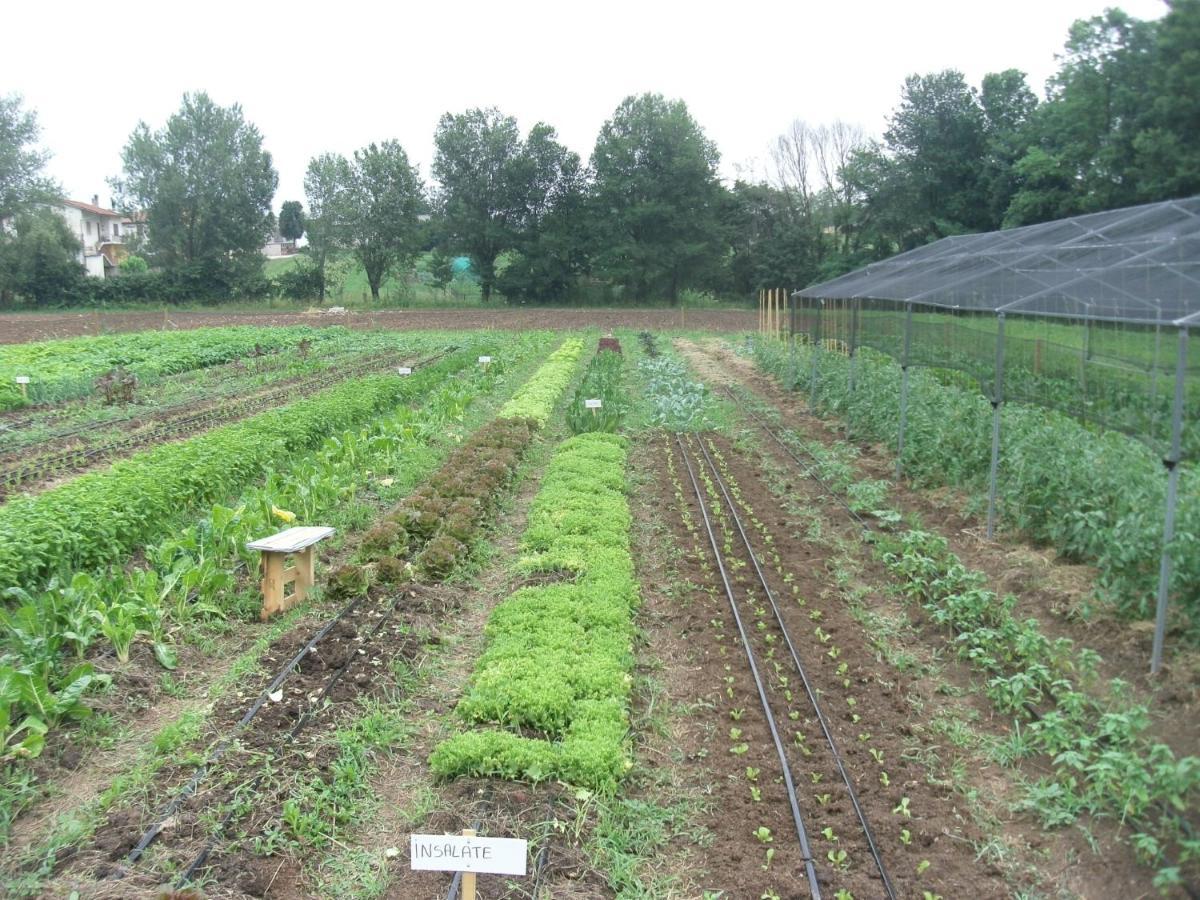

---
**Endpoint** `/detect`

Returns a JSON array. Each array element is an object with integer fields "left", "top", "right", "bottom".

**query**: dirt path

[{"left": 0, "top": 308, "right": 754, "bottom": 344}]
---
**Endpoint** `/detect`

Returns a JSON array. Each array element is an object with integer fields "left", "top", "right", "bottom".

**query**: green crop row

[
  {"left": 880, "top": 528, "right": 1200, "bottom": 889},
  {"left": 347, "top": 416, "right": 539, "bottom": 584},
  {"left": 0, "top": 349, "right": 476, "bottom": 593},
  {"left": 0, "top": 335, "right": 548, "bottom": 775},
  {"left": 752, "top": 339, "right": 1200, "bottom": 625},
  {"left": 567, "top": 347, "right": 628, "bottom": 435},
  {"left": 497, "top": 338, "right": 584, "bottom": 425},
  {"left": 431, "top": 433, "right": 637, "bottom": 793},
  {"left": 0, "top": 325, "right": 351, "bottom": 410}
]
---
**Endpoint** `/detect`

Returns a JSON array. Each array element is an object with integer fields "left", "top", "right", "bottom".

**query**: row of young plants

[
  {"left": 498, "top": 338, "right": 586, "bottom": 425},
  {"left": 0, "top": 338, "right": 547, "bottom": 768},
  {"left": 430, "top": 432, "right": 637, "bottom": 792},
  {"left": 0, "top": 325, "right": 350, "bottom": 410},
  {"left": 0, "top": 346, "right": 476, "bottom": 592},
  {"left": 0, "top": 329, "right": 419, "bottom": 455},
  {"left": 566, "top": 340, "right": 628, "bottom": 434},
  {"left": 751, "top": 339, "right": 1200, "bottom": 624},
  {"left": 878, "top": 529, "right": 1200, "bottom": 890},
  {"left": 0, "top": 335, "right": 558, "bottom": 883}
]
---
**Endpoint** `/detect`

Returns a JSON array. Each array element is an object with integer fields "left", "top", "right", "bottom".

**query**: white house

[
  {"left": 261, "top": 233, "right": 297, "bottom": 258},
  {"left": 54, "top": 196, "right": 126, "bottom": 277}
]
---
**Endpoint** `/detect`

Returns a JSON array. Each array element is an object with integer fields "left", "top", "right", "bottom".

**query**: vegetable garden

[{"left": 0, "top": 319, "right": 1195, "bottom": 899}]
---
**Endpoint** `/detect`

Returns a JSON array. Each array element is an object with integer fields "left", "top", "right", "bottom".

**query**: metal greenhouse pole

[
  {"left": 789, "top": 291, "right": 798, "bottom": 389},
  {"left": 986, "top": 313, "right": 1006, "bottom": 539},
  {"left": 896, "top": 303, "right": 914, "bottom": 479},
  {"left": 848, "top": 299, "right": 860, "bottom": 393},
  {"left": 1151, "top": 325, "right": 1189, "bottom": 675},
  {"left": 809, "top": 299, "right": 823, "bottom": 411}
]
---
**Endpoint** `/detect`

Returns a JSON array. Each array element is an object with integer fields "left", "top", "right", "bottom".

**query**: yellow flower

[{"left": 272, "top": 505, "right": 296, "bottom": 524}]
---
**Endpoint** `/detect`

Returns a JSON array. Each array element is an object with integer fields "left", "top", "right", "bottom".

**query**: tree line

[{"left": 0, "top": 1, "right": 1196, "bottom": 308}]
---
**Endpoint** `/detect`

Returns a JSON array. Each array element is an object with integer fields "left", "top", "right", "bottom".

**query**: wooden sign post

[
  {"left": 397, "top": 366, "right": 412, "bottom": 376},
  {"left": 15, "top": 376, "right": 30, "bottom": 401},
  {"left": 585, "top": 398, "right": 602, "bottom": 419},
  {"left": 411, "top": 829, "right": 528, "bottom": 900},
  {"left": 478, "top": 355, "right": 493, "bottom": 371}
]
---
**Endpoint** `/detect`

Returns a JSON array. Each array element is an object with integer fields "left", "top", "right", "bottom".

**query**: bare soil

[
  {"left": 0, "top": 308, "right": 755, "bottom": 345},
  {"left": 641, "top": 430, "right": 1007, "bottom": 898}
]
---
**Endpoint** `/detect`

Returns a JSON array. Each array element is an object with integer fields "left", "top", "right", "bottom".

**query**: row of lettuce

[
  {"left": 752, "top": 339, "right": 1199, "bottom": 625},
  {"left": 431, "top": 433, "right": 637, "bottom": 791},
  {"left": 0, "top": 325, "right": 362, "bottom": 410},
  {"left": 0, "top": 336, "right": 555, "bottom": 766}
]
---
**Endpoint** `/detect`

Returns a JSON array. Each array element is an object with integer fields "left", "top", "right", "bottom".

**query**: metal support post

[
  {"left": 896, "top": 303, "right": 914, "bottom": 479},
  {"left": 809, "top": 299, "right": 822, "bottom": 410},
  {"left": 848, "top": 298, "right": 860, "bottom": 393},
  {"left": 986, "top": 313, "right": 1007, "bottom": 539},
  {"left": 789, "top": 291, "right": 798, "bottom": 389},
  {"left": 1151, "top": 326, "right": 1189, "bottom": 675}
]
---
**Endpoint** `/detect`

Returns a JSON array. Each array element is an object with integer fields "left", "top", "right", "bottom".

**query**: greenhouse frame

[{"left": 791, "top": 196, "right": 1200, "bottom": 673}]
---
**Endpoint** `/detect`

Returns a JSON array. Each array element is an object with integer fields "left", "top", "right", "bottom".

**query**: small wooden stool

[{"left": 246, "top": 526, "right": 335, "bottom": 620}]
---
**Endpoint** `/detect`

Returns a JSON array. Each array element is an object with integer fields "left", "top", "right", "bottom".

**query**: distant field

[{"left": 0, "top": 306, "right": 757, "bottom": 344}]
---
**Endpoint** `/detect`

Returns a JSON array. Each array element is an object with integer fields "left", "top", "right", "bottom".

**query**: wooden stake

[{"left": 462, "top": 829, "right": 477, "bottom": 900}]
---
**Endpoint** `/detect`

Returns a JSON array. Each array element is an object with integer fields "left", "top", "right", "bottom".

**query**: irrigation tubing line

[
  {"left": 175, "top": 584, "right": 422, "bottom": 886},
  {"left": 720, "top": 385, "right": 874, "bottom": 534},
  {"left": 674, "top": 433, "right": 823, "bottom": 899},
  {"left": 694, "top": 435, "right": 898, "bottom": 900},
  {"left": 118, "top": 587, "right": 377, "bottom": 870}
]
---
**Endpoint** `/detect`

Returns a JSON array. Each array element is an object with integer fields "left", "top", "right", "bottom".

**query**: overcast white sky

[{"left": 3, "top": 0, "right": 1168, "bottom": 212}]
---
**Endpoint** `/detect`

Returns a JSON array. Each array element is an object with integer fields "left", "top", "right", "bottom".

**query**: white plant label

[
  {"left": 478, "top": 356, "right": 493, "bottom": 364},
  {"left": 409, "top": 834, "right": 527, "bottom": 876},
  {"left": 585, "top": 398, "right": 603, "bottom": 409},
  {"left": 397, "top": 367, "right": 412, "bottom": 375},
  {"left": 15, "top": 376, "right": 30, "bottom": 384}
]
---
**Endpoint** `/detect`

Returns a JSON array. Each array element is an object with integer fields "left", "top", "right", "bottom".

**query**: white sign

[
  {"left": 478, "top": 356, "right": 493, "bottom": 364},
  {"left": 410, "top": 834, "right": 527, "bottom": 876},
  {"left": 15, "top": 376, "right": 30, "bottom": 384},
  {"left": 585, "top": 398, "right": 603, "bottom": 409},
  {"left": 397, "top": 367, "right": 412, "bottom": 375}
]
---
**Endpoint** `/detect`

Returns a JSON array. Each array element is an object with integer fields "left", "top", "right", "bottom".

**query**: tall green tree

[
  {"left": 278, "top": 200, "right": 304, "bottom": 242},
  {"left": 0, "top": 94, "right": 57, "bottom": 220},
  {"left": 882, "top": 71, "right": 992, "bottom": 240},
  {"left": 303, "top": 153, "right": 350, "bottom": 301},
  {"left": 1131, "top": 0, "right": 1200, "bottom": 199},
  {"left": 433, "top": 108, "right": 571, "bottom": 302},
  {"left": 0, "top": 95, "right": 78, "bottom": 307},
  {"left": 112, "top": 92, "right": 277, "bottom": 272},
  {"left": 590, "top": 93, "right": 726, "bottom": 303},
  {"left": 340, "top": 141, "right": 424, "bottom": 302}
]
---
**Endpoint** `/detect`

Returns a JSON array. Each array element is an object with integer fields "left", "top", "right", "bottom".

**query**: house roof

[{"left": 60, "top": 199, "right": 122, "bottom": 218}]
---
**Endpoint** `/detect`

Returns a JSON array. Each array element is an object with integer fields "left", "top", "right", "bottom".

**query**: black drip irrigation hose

[
  {"left": 174, "top": 584, "right": 422, "bottom": 886},
  {"left": 674, "top": 433, "right": 823, "bottom": 899},
  {"left": 694, "top": 436, "right": 898, "bottom": 900},
  {"left": 117, "top": 588, "right": 377, "bottom": 871},
  {"left": 721, "top": 385, "right": 874, "bottom": 534}
]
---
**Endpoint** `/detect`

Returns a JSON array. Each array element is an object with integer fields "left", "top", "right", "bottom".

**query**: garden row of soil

[
  {"left": 651, "top": 430, "right": 1004, "bottom": 898},
  {"left": 678, "top": 338, "right": 1188, "bottom": 897},
  {"left": 677, "top": 338, "right": 1199, "bottom": 757},
  {"left": 0, "top": 348, "right": 441, "bottom": 501},
  {"left": 0, "top": 340, "right": 308, "bottom": 435},
  {"left": 0, "top": 307, "right": 756, "bottom": 345},
  {"left": 44, "top": 408, "right": 552, "bottom": 895}
]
